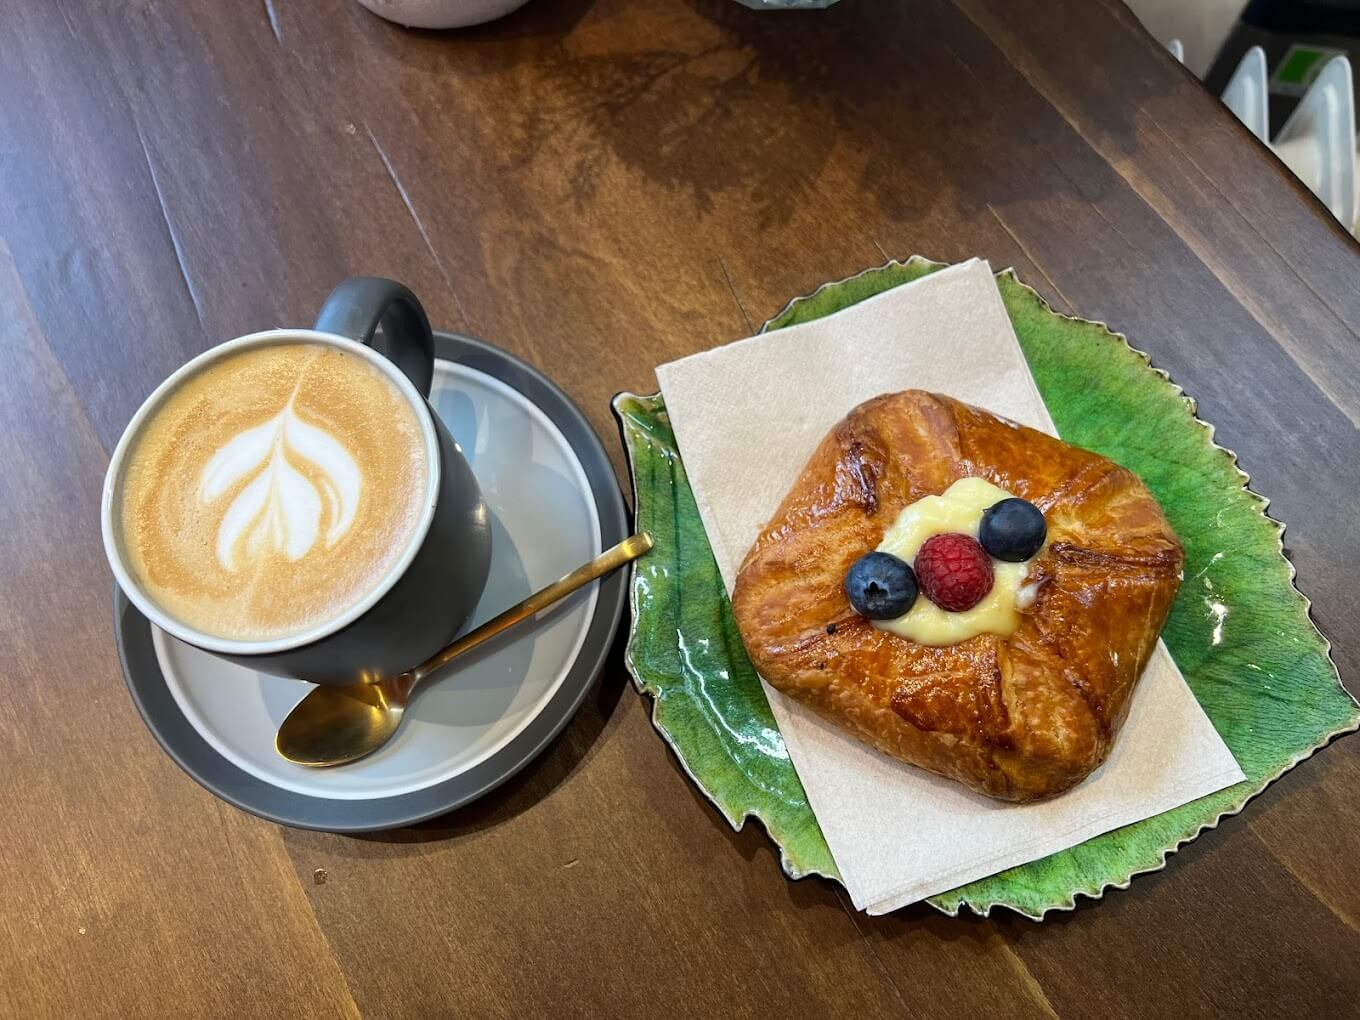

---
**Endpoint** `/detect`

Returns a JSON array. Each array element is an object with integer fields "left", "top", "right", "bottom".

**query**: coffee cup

[{"left": 102, "top": 277, "right": 492, "bottom": 685}]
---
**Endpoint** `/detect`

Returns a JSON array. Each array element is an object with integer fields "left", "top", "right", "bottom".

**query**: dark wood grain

[
  {"left": 0, "top": 240, "right": 361, "bottom": 1019},
  {"left": 2, "top": 0, "right": 1358, "bottom": 1016}
]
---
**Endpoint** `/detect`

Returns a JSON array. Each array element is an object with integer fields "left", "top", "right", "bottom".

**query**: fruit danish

[{"left": 730, "top": 390, "right": 1183, "bottom": 801}]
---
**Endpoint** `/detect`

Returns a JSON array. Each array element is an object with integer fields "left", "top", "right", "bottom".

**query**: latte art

[
  {"left": 199, "top": 400, "right": 362, "bottom": 571},
  {"left": 115, "top": 341, "right": 430, "bottom": 642}
]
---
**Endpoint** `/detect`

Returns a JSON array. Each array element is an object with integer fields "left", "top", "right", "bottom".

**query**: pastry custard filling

[{"left": 874, "top": 478, "right": 1039, "bottom": 645}]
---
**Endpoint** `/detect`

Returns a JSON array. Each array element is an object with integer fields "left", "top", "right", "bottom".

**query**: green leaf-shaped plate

[{"left": 612, "top": 257, "right": 1359, "bottom": 919}]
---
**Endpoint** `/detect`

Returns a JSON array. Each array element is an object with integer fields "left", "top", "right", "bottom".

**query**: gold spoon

[{"left": 275, "top": 532, "right": 654, "bottom": 767}]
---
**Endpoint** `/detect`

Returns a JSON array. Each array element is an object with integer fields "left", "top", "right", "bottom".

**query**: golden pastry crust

[{"left": 731, "top": 390, "right": 1183, "bottom": 802}]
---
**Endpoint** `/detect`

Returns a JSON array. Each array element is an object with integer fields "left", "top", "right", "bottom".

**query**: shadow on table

[
  {"left": 335, "top": 618, "right": 631, "bottom": 845},
  {"left": 366, "top": 0, "right": 1178, "bottom": 235}
]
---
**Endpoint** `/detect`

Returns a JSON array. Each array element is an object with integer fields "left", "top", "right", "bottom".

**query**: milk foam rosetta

[{"left": 117, "top": 342, "right": 430, "bottom": 642}]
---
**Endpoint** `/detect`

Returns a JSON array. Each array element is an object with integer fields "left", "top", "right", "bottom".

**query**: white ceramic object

[
  {"left": 1221, "top": 46, "right": 1269, "bottom": 142},
  {"left": 355, "top": 0, "right": 529, "bottom": 29},
  {"left": 1273, "top": 54, "right": 1357, "bottom": 229}
]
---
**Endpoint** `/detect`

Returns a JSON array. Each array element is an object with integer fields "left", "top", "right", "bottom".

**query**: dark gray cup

[{"left": 102, "top": 277, "right": 493, "bottom": 686}]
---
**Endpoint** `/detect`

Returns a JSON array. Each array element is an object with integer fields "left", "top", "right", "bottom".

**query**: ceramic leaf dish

[{"left": 612, "top": 257, "right": 1358, "bottom": 919}]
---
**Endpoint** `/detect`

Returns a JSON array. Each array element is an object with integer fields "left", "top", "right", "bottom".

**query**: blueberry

[
  {"left": 979, "top": 498, "right": 1047, "bottom": 562},
  {"left": 844, "top": 551, "right": 918, "bottom": 619}
]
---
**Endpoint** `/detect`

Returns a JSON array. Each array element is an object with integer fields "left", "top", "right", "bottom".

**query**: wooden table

[{"left": 4, "top": 0, "right": 1359, "bottom": 1015}]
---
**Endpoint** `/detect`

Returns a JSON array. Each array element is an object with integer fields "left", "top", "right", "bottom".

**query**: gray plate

[{"left": 114, "top": 332, "right": 628, "bottom": 832}]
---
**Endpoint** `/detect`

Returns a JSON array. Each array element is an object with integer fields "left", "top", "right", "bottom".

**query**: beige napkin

[{"left": 655, "top": 259, "right": 1244, "bottom": 914}]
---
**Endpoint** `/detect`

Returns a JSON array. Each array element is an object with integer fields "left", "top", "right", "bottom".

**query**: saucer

[{"left": 115, "top": 332, "right": 628, "bottom": 831}]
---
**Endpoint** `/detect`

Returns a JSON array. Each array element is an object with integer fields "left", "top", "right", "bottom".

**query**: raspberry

[{"left": 914, "top": 533, "right": 994, "bottom": 612}]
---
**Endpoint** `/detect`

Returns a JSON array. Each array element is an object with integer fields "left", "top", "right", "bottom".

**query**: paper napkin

[{"left": 655, "top": 259, "right": 1244, "bottom": 913}]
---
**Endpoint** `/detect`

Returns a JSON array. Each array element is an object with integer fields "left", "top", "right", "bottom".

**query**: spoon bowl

[{"left": 275, "top": 680, "right": 412, "bottom": 767}]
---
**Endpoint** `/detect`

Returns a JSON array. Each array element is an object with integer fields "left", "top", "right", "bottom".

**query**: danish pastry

[{"left": 731, "top": 390, "right": 1183, "bottom": 801}]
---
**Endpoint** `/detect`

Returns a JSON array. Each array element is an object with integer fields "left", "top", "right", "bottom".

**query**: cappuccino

[{"left": 115, "top": 341, "right": 430, "bottom": 642}]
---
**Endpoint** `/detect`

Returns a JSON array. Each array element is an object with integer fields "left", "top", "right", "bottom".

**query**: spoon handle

[{"left": 409, "top": 532, "right": 653, "bottom": 686}]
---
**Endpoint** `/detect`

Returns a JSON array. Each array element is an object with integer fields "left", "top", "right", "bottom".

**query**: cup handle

[{"left": 314, "top": 277, "right": 435, "bottom": 398}]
